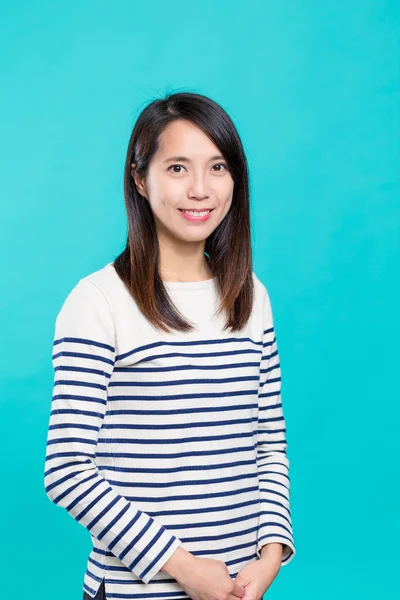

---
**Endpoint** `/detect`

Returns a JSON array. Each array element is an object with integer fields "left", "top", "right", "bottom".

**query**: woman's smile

[{"left": 178, "top": 208, "right": 214, "bottom": 221}]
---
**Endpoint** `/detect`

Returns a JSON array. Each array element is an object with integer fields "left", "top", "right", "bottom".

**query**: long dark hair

[{"left": 114, "top": 91, "right": 254, "bottom": 333}]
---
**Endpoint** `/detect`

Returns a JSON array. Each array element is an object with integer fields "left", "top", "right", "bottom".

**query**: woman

[{"left": 44, "top": 91, "right": 296, "bottom": 600}]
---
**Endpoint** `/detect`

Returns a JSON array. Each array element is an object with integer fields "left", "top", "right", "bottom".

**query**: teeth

[{"left": 181, "top": 210, "right": 211, "bottom": 216}]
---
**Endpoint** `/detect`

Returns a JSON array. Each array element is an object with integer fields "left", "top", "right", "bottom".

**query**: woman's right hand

[{"left": 163, "top": 549, "right": 246, "bottom": 600}]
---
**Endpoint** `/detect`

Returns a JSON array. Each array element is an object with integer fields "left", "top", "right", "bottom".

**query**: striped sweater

[{"left": 43, "top": 262, "right": 296, "bottom": 599}]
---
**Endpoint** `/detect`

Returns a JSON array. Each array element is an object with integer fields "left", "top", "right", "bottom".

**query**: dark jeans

[{"left": 83, "top": 578, "right": 106, "bottom": 600}]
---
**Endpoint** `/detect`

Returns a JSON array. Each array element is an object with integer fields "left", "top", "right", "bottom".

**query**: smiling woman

[
  {"left": 117, "top": 93, "right": 254, "bottom": 332},
  {"left": 43, "top": 91, "right": 296, "bottom": 600}
]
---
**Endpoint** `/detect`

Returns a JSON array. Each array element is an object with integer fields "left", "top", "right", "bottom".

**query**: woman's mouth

[{"left": 178, "top": 208, "right": 214, "bottom": 222}]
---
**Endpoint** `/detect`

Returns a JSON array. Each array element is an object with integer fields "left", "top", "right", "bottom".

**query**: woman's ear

[{"left": 131, "top": 163, "right": 147, "bottom": 199}]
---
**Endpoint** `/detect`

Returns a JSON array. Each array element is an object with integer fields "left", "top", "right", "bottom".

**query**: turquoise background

[{"left": 1, "top": 1, "right": 399, "bottom": 598}]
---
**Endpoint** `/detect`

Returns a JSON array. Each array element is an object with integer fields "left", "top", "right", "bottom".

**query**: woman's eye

[
  {"left": 212, "top": 163, "right": 228, "bottom": 172},
  {"left": 168, "top": 164, "right": 186, "bottom": 173}
]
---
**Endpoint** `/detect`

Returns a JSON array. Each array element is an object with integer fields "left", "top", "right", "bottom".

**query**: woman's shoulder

[
  {"left": 251, "top": 270, "right": 269, "bottom": 299},
  {"left": 56, "top": 261, "right": 125, "bottom": 319},
  {"left": 251, "top": 270, "right": 275, "bottom": 325},
  {"left": 80, "top": 261, "right": 120, "bottom": 291},
  {"left": 74, "top": 261, "right": 129, "bottom": 305}
]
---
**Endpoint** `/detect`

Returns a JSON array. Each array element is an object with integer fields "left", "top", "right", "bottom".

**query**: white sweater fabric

[{"left": 44, "top": 262, "right": 296, "bottom": 599}]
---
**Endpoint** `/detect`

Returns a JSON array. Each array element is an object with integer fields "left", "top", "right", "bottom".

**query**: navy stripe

[
  {"left": 53, "top": 336, "right": 115, "bottom": 353},
  {"left": 52, "top": 350, "right": 114, "bottom": 366},
  {"left": 116, "top": 335, "right": 263, "bottom": 362}
]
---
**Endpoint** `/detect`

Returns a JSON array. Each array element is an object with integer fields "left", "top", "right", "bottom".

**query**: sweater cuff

[
  {"left": 139, "top": 536, "right": 182, "bottom": 584},
  {"left": 256, "top": 536, "right": 296, "bottom": 565}
]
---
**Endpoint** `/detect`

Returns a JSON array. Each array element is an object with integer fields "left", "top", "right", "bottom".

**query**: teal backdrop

[{"left": 1, "top": 1, "right": 399, "bottom": 598}]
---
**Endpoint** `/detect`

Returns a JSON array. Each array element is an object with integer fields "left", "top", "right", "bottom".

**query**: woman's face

[{"left": 132, "top": 119, "right": 234, "bottom": 245}]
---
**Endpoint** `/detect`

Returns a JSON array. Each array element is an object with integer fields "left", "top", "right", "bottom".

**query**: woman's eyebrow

[{"left": 163, "top": 154, "right": 224, "bottom": 163}]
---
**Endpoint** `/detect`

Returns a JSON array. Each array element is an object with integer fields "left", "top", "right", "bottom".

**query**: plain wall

[{"left": 0, "top": 1, "right": 399, "bottom": 598}]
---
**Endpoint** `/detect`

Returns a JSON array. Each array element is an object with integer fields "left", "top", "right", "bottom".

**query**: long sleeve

[
  {"left": 255, "top": 286, "right": 296, "bottom": 565},
  {"left": 43, "top": 278, "right": 182, "bottom": 584}
]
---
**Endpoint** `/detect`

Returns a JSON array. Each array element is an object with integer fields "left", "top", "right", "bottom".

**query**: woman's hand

[
  {"left": 164, "top": 550, "right": 246, "bottom": 600},
  {"left": 177, "top": 556, "right": 246, "bottom": 600},
  {"left": 233, "top": 545, "right": 283, "bottom": 600}
]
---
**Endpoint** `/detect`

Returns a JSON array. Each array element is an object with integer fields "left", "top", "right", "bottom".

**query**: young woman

[{"left": 44, "top": 91, "right": 296, "bottom": 600}]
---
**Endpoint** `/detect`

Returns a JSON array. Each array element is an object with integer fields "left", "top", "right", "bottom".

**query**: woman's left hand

[{"left": 233, "top": 547, "right": 282, "bottom": 600}]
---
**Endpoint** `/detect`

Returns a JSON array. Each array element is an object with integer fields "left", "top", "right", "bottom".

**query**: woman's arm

[
  {"left": 255, "top": 285, "right": 296, "bottom": 565},
  {"left": 43, "top": 278, "right": 182, "bottom": 584}
]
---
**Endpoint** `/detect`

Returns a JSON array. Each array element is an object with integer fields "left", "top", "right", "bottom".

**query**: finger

[
  {"left": 232, "top": 583, "right": 246, "bottom": 597},
  {"left": 228, "top": 593, "right": 248, "bottom": 600}
]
